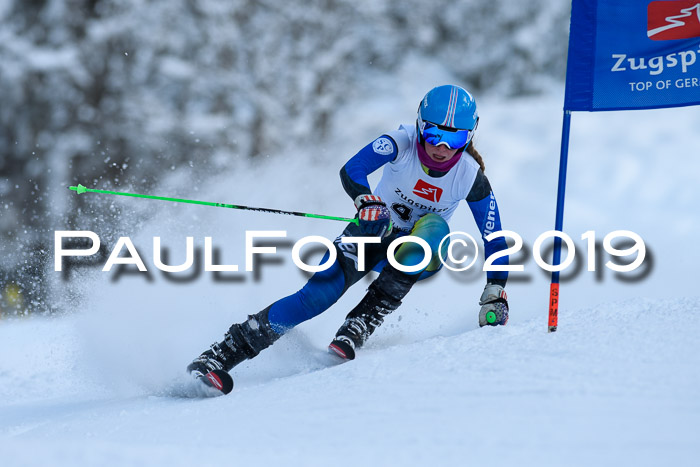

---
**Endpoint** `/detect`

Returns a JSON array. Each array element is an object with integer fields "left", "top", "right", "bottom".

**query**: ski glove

[
  {"left": 478, "top": 283, "right": 509, "bottom": 327},
  {"left": 354, "top": 194, "right": 392, "bottom": 237}
]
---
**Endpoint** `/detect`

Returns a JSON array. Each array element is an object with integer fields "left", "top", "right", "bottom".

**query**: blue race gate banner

[{"left": 565, "top": 0, "right": 700, "bottom": 111}]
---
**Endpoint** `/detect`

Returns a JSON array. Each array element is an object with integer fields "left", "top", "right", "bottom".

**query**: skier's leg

[
  {"left": 188, "top": 256, "right": 344, "bottom": 375},
  {"left": 263, "top": 221, "right": 390, "bottom": 331},
  {"left": 330, "top": 214, "right": 450, "bottom": 359},
  {"left": 188, "top": 222, "right": 386, "bottom": 374}
]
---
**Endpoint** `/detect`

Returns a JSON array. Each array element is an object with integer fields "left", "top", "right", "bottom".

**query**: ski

[
  {"left": 328, "top": 339, "right": 356, "bottom": 361},
  {"left": 192, "top": 369, "right": 234, "bottom": 397}
]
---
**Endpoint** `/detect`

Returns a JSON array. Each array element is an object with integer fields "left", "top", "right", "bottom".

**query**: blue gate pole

[{"left": 548, "top": 109, "right": 572, "bottom": 332}]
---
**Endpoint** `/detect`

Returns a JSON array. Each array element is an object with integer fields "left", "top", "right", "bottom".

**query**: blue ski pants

[{"left": 266, "top": 213, "right": 450, "bottom": 334}]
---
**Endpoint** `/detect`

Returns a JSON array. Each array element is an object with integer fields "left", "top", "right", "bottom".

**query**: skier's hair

[{"left": 466, "top": 142, "right": 485, "bottom": 173}]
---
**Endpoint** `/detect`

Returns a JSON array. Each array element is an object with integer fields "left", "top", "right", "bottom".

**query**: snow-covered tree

[{"left": 0, "top": 0, "right": 570, "bottom": 314}]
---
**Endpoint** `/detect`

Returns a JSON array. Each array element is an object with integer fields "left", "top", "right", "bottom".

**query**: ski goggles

[{"left": 420, "top": 121, "right": 474, "bottom": 150}]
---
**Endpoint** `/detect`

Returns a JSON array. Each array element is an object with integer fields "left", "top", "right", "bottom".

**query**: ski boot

[
  {"left": 329, "top": 266, "right": 418, "bottom": 360},
  {"left": 187, "top": 307, "right": 280, "bottom": 393}
]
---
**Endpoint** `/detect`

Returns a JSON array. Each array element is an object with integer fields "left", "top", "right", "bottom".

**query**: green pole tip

[
  {"left": 486, "top": 311, "right": 497, "bottom": 324},
  {"left": 71, "top": 184, "right": 87, "bottom": 194}
]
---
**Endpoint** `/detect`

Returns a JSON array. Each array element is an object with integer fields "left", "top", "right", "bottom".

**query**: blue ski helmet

[{"left": 417, "top": 85, "right": 479, "bottom": 150}]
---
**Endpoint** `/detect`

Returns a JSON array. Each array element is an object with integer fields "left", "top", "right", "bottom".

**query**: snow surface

[
  {"left": 1, "top": 298, "right": 698, "bottom": 466},
  {"left": 2, "top": 83, "right": 700, "bottom": 466}
]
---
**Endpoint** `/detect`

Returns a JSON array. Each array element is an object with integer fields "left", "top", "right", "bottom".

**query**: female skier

[{"left": 188, "top": 85, "right": 510, "bottom": 387}]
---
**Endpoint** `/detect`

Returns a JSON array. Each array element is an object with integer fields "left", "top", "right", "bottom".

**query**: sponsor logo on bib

[{"left": 412, "top": 179, "right": 443, "bottom": 203}]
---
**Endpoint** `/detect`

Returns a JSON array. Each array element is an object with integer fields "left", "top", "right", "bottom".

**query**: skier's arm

[
  {"left": 466, "top": 170, "right": 509, "bottom": 287},
  {"left": 467, "top": 170, "right": 510, "bottom": 327},
  {"left": 339, "top": 135, "right": 398, "bottom": 236},
  {"left": 339, "top": 135, "right": 398, "bottom": 200}
]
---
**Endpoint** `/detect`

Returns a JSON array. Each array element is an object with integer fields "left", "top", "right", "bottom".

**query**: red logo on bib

[
  {"left": 412, "top": 179, "right": 443, "bottom": 203},
  {"left": 648, "top": 1, "right": 700, "bottom": 41}
]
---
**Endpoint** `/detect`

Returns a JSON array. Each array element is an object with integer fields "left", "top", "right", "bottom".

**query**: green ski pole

[{"left": 68, "top": 184, "right": 359, "bottom": 225}]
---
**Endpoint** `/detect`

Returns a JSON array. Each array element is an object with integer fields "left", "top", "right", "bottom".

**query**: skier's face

[{"left": 424, "top": 141, "right": 459, "bottom": 163}]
